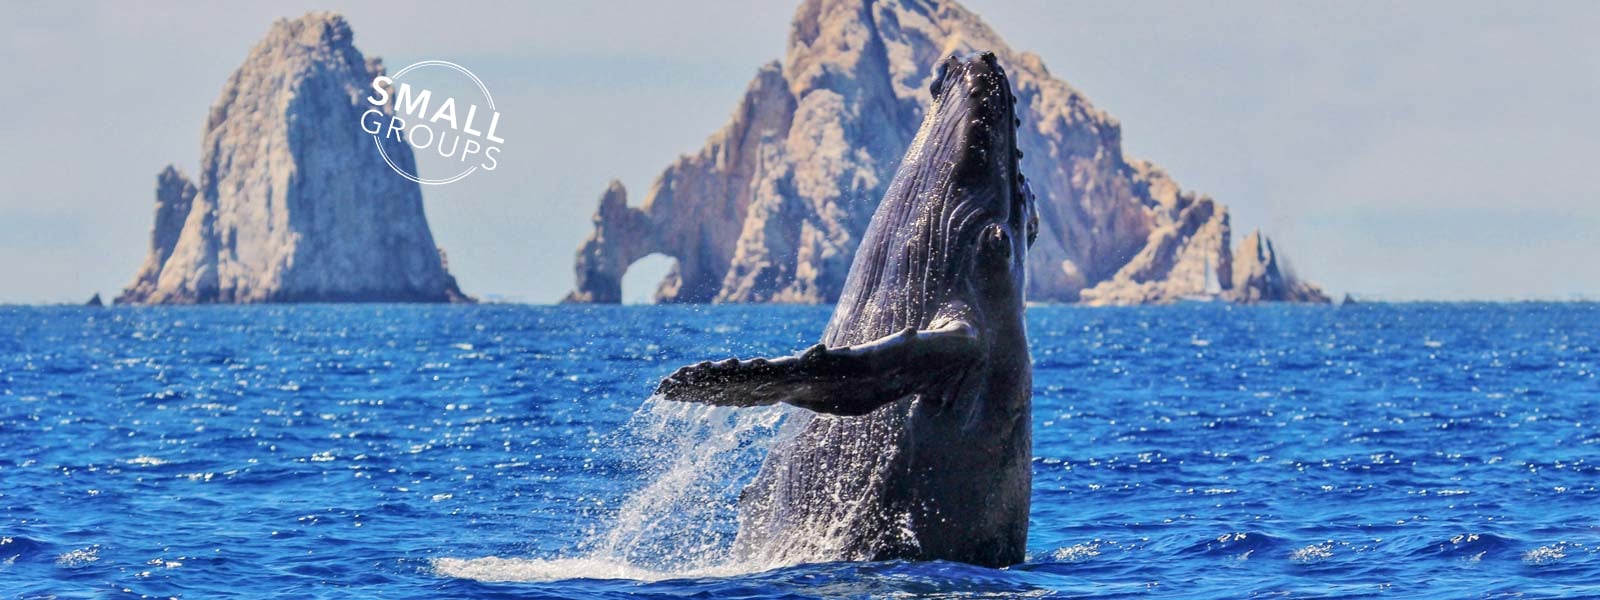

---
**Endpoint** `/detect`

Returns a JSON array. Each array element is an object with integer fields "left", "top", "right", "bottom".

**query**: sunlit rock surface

[
  {"left": 1230, "top": 230, "right": 1331, "bottom": 304},
  {"left": 118, "top": 12, "right": 468, "bottom": 304},
  {"left": 566, "top": 0, "right": 1324, "bottom": 305},
  {"left": 116, "top": 165, "right": 197, "bottom": 304}
]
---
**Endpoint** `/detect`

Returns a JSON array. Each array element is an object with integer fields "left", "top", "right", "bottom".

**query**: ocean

[{"left": 2, "top": 303, "right": 1596, "bottom": 598}]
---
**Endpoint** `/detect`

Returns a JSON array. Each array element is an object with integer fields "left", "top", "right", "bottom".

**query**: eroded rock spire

[{"left": 118, "top": 12, "right": 469, "bottom": 304}]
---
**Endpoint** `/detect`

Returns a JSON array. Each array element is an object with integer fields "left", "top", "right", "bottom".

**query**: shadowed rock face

[
  {"left": 116, "top": 166, "right": 196, "bottom": 304},
  {"left": 117, "top": 12, "right": 468, "bottom": 304},
  {"left": 560, "top": 181, "right": 656, "bottom": 304},
  {"left": 566, "top": 0, "right": 1325, "bottom": 305},
  {"left": 1232, "top": 230, "right": 1330, "bottom": 304}
]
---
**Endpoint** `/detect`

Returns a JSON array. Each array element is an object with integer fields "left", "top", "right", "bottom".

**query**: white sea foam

[
  {"left": 56, "top": 545, "right": 100, "bottom": 567},
  {"left": 432, "top": 556, "right": 744, "bottom": 583},
  {"left": 1050, "top": 541, "right": 1101, "bottom": 562},
  {"left": 1290, "top": 542, "right": 1334, "bottom": 563},
  {"left": 1523, "top": 543, "right": 1567, "bottom": 565}
]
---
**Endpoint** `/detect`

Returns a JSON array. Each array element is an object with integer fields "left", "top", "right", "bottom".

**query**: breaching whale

[{"left": 656, "top": 52, "right": 1037, "bottom": 568}]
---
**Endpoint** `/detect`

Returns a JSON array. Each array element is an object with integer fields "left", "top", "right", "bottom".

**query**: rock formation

[
  {"left": 116, "top": 165, "right": 197, "bottom": 304},
  {"left": 561, "top": 181, "right": 658, "bottom": 303},
  {"left": 565, "top": 0, "right": 1325, "bottom": 305},
  {"left": 1230, "top": 230, "right": 1330, "bottom": 304},
  {"left": 117, "top": 12, "right": 468, "bottom": 304}
]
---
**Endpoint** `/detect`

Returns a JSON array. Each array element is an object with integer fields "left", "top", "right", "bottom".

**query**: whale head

[{"left": 831, "top": 52, "right": 1036, "bottom": 350}]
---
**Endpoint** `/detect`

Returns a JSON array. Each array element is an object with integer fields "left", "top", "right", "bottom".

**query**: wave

[
  {"left": 1410, "top": 532, "right": 1522, "bottom": 560},
  {"left": 1181, "top": 532, "right": 1290, "bottom": 559}
]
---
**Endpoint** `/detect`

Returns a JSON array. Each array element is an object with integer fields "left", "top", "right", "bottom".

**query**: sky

[{"left": 1, "top": 1, "right": 1595, "bottom": 304}]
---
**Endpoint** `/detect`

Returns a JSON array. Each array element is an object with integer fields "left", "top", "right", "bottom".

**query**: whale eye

[
  {"left": 930, "top": 60, "right": 951, "bottom": 98},
  {"left": 981, "top": 223, "right": 1012, "bottom": 264},
  {"left": 1026, "top": 213, "right": 1039, "bottom": 247}
]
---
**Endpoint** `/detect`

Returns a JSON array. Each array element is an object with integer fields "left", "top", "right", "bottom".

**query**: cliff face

[
  {"left": 117, "top": 12, "right": 468, "bottom": 304},
  {"left": 561, "top": 181, "right": 657, "bottom": 303},
  {"left": 1231, "top": 230, "right": 1330, "bottom": 304},
  {"left": 564, "top": 63, "right": 800, "bottom": 303},
  {"left": 115, "top": 166, "right": 196, "bottom": 304},
  {"left": 566, "top": 0, "right": 1324, "bottom": 305}
]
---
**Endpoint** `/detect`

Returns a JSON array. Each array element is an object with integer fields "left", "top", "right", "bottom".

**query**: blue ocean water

[{"left": 2, "top": 303, "right": 1597, "bottom": 598}]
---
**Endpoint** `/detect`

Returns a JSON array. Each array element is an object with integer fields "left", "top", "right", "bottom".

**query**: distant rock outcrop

[
  {"left": 85, "top": 293, "right": 104, "bottom": 307},
  {"left": 565, "top": 0, "right": 1325, "bottom": 305},
  {"left": 561, "top": 181, "right": 658, "bottom": 304},
  {"left": 116, "top": 12, "right": 468, "bottom": 304},
  {"left": 116, "top": 166, "right": 197, "bottom": 304},
  {"left": 1230, "top": 231, "right": 1330, "bottom": 304}
]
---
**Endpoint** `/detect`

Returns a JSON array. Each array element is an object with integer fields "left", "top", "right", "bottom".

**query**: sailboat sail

[
  {"left": 1202, "top": 255, "right": 1222, "bottom": 295},
  {"left": 1180, "top": 253, "right": 1224, "bottom": 303}
]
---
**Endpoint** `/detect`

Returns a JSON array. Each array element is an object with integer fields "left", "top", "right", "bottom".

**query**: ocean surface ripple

[{"left": 2, "top": 303, "right": 1597, "bottom": 598}]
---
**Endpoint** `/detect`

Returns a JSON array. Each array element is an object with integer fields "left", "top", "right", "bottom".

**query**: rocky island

[
  {"left": 116, "top": 12, "right": 468, "bottom": 304},
  {"left": 565, "top": 0, "right": 1326, "bottom": 305}
]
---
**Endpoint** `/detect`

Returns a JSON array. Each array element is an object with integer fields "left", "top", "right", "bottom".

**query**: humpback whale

[{"left": 656, "top": 52, "right": 1037, "bottom": 568}]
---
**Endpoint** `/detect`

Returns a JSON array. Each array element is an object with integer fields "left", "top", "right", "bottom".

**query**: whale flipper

[{"left": 655, "top": 320, "right": 978, "bottom": 416}]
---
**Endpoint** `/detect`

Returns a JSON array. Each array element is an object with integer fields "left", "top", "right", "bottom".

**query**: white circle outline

[{"left": 372, "top": 60, "right": 497, "bottom": 186}]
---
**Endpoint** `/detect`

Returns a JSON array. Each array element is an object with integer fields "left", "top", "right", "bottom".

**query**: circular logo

[{"left": 360, "top": 60, "right": 504, "bottom": 186}]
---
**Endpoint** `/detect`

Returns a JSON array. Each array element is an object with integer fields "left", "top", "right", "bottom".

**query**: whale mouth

[
  {"left": 918, "top": 52, "right": 1026, "bottom": 229},
  {"left": 930, "top": 51, "right": 1008, "bottom": 102}
]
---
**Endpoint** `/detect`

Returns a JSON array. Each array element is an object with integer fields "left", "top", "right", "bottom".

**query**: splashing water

[{"left": 435, "top": 397, "right": 792, "bottom": 582}]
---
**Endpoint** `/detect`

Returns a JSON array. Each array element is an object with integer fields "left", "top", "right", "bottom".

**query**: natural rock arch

[{"left": 563, "top": 0, "right": 1328, "bottom": 306}]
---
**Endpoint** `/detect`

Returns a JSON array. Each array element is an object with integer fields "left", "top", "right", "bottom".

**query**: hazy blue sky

[{"left": 2, "top": 1, "right": 1595, "bottom": 303}]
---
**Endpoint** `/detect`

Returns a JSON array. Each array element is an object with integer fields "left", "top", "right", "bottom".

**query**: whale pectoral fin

[{"left": 654, "top": 321, "right": 979, "bottom": 416}]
